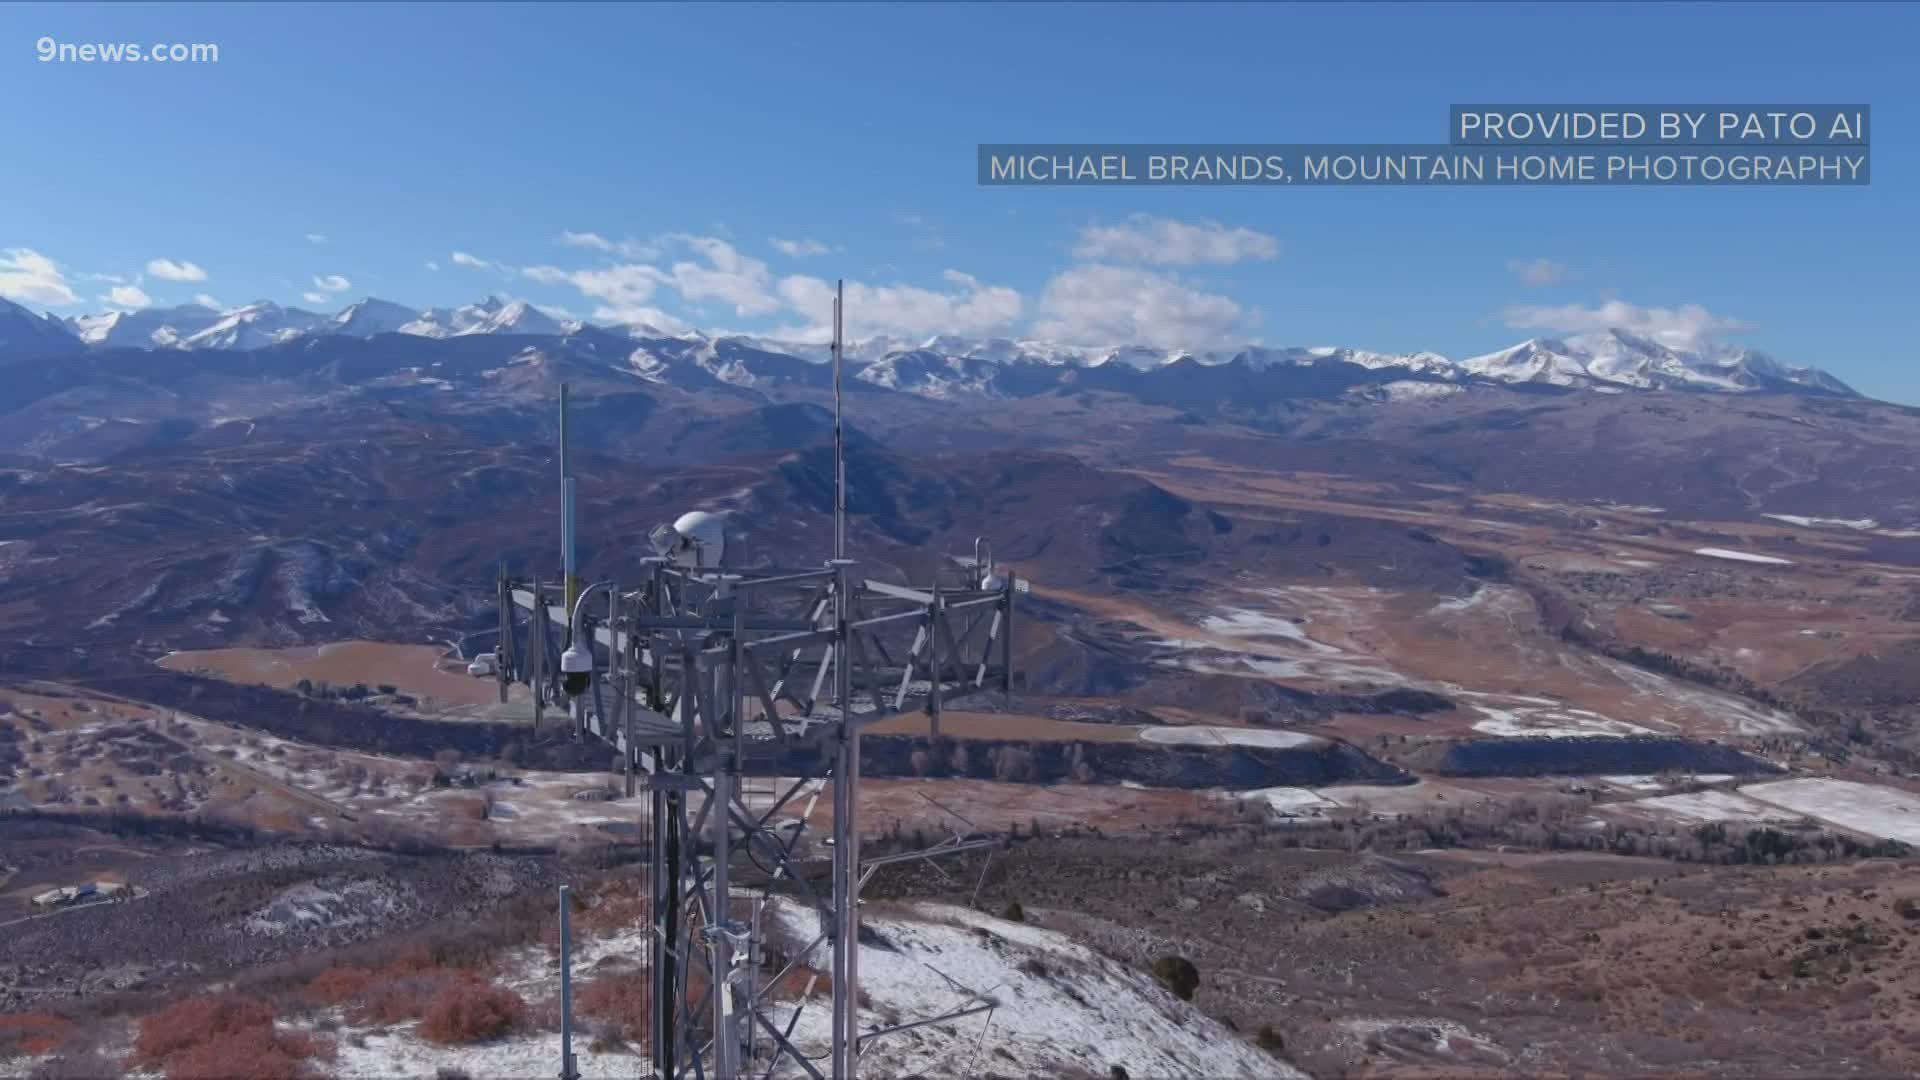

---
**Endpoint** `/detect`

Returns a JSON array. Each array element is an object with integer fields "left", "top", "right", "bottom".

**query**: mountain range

[{"left": 0, "top": 294, "right": 1860, "bottom": 400}]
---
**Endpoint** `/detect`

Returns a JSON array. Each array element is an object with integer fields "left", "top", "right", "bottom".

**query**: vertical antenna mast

[
  {"left": 560, "top": 382, "right": 578, "bottom": 618},
  {"left": 833, "top": 279, "right": 846, "bottom": 561}
]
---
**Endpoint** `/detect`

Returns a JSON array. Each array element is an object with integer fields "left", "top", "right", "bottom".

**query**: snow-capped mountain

[
  {"left": 5, "top": 293, "right": 1861, "bottom": 401},
  {"left": 1458, "top": 331, "right": 1852, "bottom": 395},
  {"left": 0, "top": 297, "right": 85, "bottom": 355},
  {"left": 179, "top": 301, "right": 331, "bottom": 350},
  {"left": 332, "top": 297, "right": 420, "bottom": 337},
  {"left": 400, "top": 297, "right": 575, "bottom": 339},
  {"left": 70, "top": 302, "right": 226, "bottom": 349}
]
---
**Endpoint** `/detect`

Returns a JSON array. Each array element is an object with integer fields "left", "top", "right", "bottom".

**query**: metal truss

[{"left": 487, "top": 552, "right": 1023, "bottom": 1079}]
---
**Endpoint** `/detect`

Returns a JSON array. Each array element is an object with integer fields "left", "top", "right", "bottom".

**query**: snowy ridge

[{"left": 5, "top": 293, "right": 1861, "bottom": 400}]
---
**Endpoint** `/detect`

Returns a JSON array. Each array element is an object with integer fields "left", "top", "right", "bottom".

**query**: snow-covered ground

[
  {"left": 1467, "top": 703, "right": 1656, "bottom": 739},
  {"left": 1693, "top": 547, "right": 1795, "bottom": 566},
  {"left": 1237, "top": 786, "right": 1342, "bottom": 818},
  {"left": 1592, "top": 657, "right": 1802, "bottom": 736},
  {"left": 312, "top": 900, "right": 1297, "bottom": 1080},
  {"left": 1741, "top": 778, "right": 1920, "bottom": 845},
  {"left": 1198, "top": 607, "right": 1340, "bottom": 654},
  {"left": 1139, "top": 724, "right": 1322, "bottom": 749},
  {"left": 1628, "top": 789, "right": 1789, "bottom": 825},
  {"left": 1598, "top": 773, "right": 1735, "bottom": 792},
  {"left": 766, "top": 900, "right": 1302, "bottom": 1079},
  {"left": 1762, "top": 514, "right": 1878, "bottom": 531}
]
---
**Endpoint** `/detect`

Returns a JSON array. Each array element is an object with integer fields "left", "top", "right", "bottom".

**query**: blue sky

[{"left": 4, "top": 2, "right": 1917, "bottom": 400}]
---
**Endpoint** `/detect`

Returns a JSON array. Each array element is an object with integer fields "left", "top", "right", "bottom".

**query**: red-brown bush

[
  {"left": 165, "top": 1026, "right": 335, "bottom": 1080},
  {"left": 0, "top": 1011, "right": 73, "bottom": 1055},
  {"left": 352, "top": 972, "right": 466, "bottom": 1027},
  {"left": 303, "top": 966, "right": 375, "bottom": 1005},
  {"left": 131, "top": 995, "right": 275, "bottom": 1068},
  {"left": 128, "top": 994, "right": 333, "bottom": 1080},
  {"left": 576, "top": 969, "right": 712, "bottom": 1042},
  {"left": 416, "top": 982, "right": 528, "bottom": 1045},
  {"left": 576, "top": 975, "right": 652, "bottom": 1042}
]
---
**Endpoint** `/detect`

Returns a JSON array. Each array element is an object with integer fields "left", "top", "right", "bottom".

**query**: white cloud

[
  {"left": 771, "top": 237, "right": 831, "bottom": 258},
  {"left": 1072, "top": 215, "right": 1278, "bottom": 266},
  {"left": 0, "top": 248, "right": 80, "bottom": 306},
  {"left": 305, "top": 232, "right": 328, "bottom": 244},
  {"left": 527, "top": 235, "right": 1019, "bottom": 339},
  {"left": 425, "top": 260, "right": 441, "bottom": 271},
  {"left": 302, "top": 291, "right": 331, "bottom": 305},
  {"left": 1502, "top": 299, "right": 1750, "bottom": 348},
  {"left": 535, "top": 263, "right": 665, "bottom": 326},
  {"left": 1034, "top": 264, "right": 1253, "bottom": 349},
  {"left": 193, "top": 293, "right": 222, "bottom": 309},
  {"left": 451, "top": 251, "right": 493, "bottom": 270},
  {"left": 104, "top": 284, "right": 153, "bottom": 309},
  {"left": 773, "top": 271, "right": 1022, "bottom": 342},
  {"left": 1506, "top": 257, "right": 1567, "bottom": 287},
  {"left": 145, "top": 258, "right": 208, "bottom": 282},
  {"left": 663, "top": 235, "right": 781, "bottom": 316},
  {"left": 559, "top": 231, "right": 613, "bottom": 252},
  {"left": 558, "top": 231, "right": 660, "bottom": 259},
  {"left": 312, "top": 274, "right": 351, "bottom": 293}
]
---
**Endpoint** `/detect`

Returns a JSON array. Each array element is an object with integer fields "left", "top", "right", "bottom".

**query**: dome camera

[{"left": 560, "top": 643, "right": 592, "bottom": 697}]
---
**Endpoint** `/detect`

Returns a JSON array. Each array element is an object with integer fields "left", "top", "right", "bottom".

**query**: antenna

[
  {"left": 833, "top": 279, "right": 847, "bottom": 561},
  {"left": 487, "top": 286, "right": 1024, "bottom": 1080}
]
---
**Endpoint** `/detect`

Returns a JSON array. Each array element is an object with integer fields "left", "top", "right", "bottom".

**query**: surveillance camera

[{"left": 560, "top": 644, "right": 592, "bottom": 697}]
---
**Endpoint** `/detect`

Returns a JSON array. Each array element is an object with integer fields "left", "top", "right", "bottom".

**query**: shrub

[
  {"left": 354, "top": 973, "right": 458, "bottom": 1027},
  {"left": 417, "top": 982, "right": 527, "bottom": 1045},
  {"left": 166, "top": 1026, "right": 333, "bottom": 1080},
  {"left": 304, "top": 967, "right": 375, "bottom": 1005},
  {"left": 1151, "top": 955, "right": 1200, "bottom": 1001},
  {"left": 129, "top": 995, "right": 332, "bottom": 1080},
  {"left": 1000, "top": 901, "right": 1026, "bottom": 923},
  {"left": 1895, "top": 897, "right": 1919, "bottom": 920},
  {"left": 1256, "top": 1023, "right": 1286, "bottom": 1054},
  {"left": 577, "top": 975, "right": 652, "bottom": 1042},
  {"left": 577, "top": 968, "right": 711, "bottom": 1043},
  {"left": 132, "top": 995, "right": 275, "bottom": 1068},
  {"left": 0, "top": 1012, "right": 73, "bottom": 1056}
]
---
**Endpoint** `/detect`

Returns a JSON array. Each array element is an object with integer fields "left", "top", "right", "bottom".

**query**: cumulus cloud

[
  {"left": 526, "top": 263, "right": 668, "bottom": 326},
  {"left": 302, "top": 291, "right": 330, "bottom": 305},
  {"left": 558, "top": 231, "right": 660, "bottom": 259},
  {"left": 425, "top": 260, "right": 441, "bottom": 271},
  {"left": 145, "top": 258, "right": 208, "bottom": 282},
  {"left": 558, "top": 231, "right": 613, "bottom": 252},
  {"left": 450, "top": 251, "right": 493, "bottom": 270},
  {"left": 1034, "top": 264, "right": 1252, "bottom": 350},
  {"left": 1502, "top": 299, "right": 1751, "bottom": 348},
  {"left": 771, "top": 237, "right": 831, "bottom": 258},
  {"left": 663, "top": 236, "right": 781, "bottom": 316},
  {"left": 305, "top": 232, "right": 328, "bottom": 244},
  {"left": 1072, "top": 215, "right": 1278, "bottom": 266},
  {"left": 104, "top": 284, "right": 152, "bottom": 309},
  {"left": 0, "top": 248, "right": 80, "bottom": 306},
  {"left": 773, "top": 270, "right": 1022, "bottom": 342},
  {"left": 193, "top": 293, "right": 221, "bottom": 309},
  {"left": 1506, "top": 257, "right": 1568, "bottom": 287},
  {"left": 312, "top": 273, "right": 351, "bottom": 293}
]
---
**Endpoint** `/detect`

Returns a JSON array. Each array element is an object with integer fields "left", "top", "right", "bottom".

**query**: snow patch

[
  {"left": 1742, "top": 778, "right": 1920, "bottom": 845},
  {"left": 1140, "top": 725, "right": 1321, "bottom": 749},
  {"left": 1693, "top": 547, "right": 1795, "bottom": 566}
]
